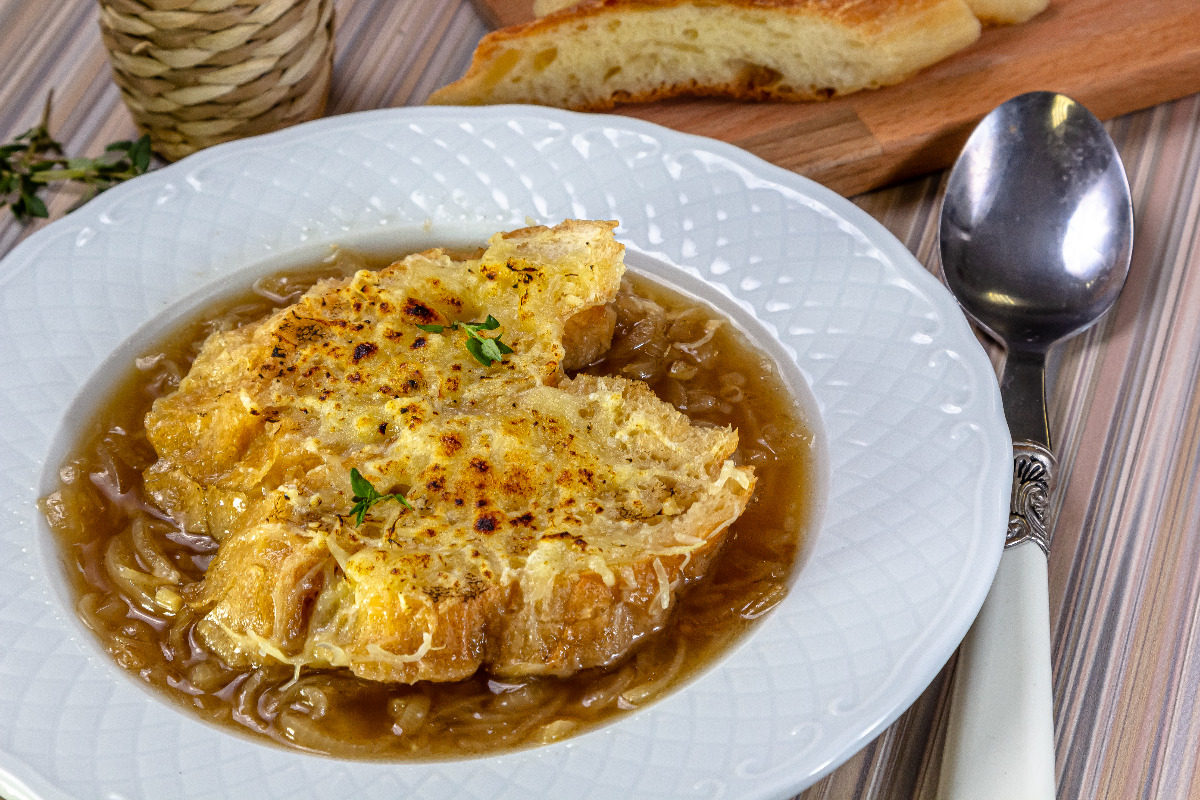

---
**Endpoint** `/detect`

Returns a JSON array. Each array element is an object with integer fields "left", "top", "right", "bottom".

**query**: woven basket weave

[{"left": 98, "top": 0, "right": 335, "bottom": 161}]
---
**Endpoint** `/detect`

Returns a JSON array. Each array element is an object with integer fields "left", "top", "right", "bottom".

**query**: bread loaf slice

[
  {"left": 533, "top": 0, "right": 1048, "bottom": 25},
  {"left": 964, "top": 0, "right": 1047, "bottom": 24},
  {"left": 428, "top": 0, "right": 982, "bottom": 111}
]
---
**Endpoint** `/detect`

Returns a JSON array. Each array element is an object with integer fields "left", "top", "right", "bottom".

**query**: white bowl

[{"left": 0, "top": 106, "right": 1009, "bottom": 800}]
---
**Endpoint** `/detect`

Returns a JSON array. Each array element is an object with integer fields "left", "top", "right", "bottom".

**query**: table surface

[{"left": 2, "top": 1, "right": 1198, "bottom": 798}]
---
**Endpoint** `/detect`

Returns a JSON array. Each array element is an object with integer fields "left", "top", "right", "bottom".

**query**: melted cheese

[{"left": 146, "top": 220, "right": 756, "bottom": 683}]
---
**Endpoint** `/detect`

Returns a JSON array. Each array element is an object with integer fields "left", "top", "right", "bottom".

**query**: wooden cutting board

[{"left": 466, "top": 0, "right": 1200, "bottom": 195}]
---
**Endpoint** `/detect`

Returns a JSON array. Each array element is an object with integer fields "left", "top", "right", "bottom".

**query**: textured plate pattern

[{"left": 0, "top": 107, "right": 1009, "bottom": 800}]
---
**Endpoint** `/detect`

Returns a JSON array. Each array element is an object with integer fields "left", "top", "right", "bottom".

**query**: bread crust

[
  {"left": 428, "top": 0, "right": 981, "bottom": 110},
  {"left": 534, "top": 0, "right": 1046, "bottom": 22}
]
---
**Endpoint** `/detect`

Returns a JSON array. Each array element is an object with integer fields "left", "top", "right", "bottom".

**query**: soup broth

[{"left": 40, "top": 248, "right": 817, "bottom": 759}]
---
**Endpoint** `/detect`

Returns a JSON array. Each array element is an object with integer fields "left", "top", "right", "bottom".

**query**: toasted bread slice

[
  {"left": 144, "top": 220, "right": 756, "bottom": 682},
  {"left": 427, "top": 0, "right": 981, "bottom": 111}
]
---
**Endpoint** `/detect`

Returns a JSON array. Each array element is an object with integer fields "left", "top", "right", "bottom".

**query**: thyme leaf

[
  {"left": 416, "top": 314, "right": 514, "bottom": 366},
  {"left": 1, "top": 91, "right": 153, "bottom": 223},
  {"left": 348, "top": 468, "right": 412, "bottom": 526}
]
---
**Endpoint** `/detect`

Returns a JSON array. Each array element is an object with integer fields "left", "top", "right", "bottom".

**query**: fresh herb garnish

[
  {"left": 349, "top": 468, "right": 412, "bottom": 525},
  {"left": 0, "top": 91, "right": 152, "bottom": 222},
  {"left": 417, "top": 315, "right": 515, "bottom": 367}
]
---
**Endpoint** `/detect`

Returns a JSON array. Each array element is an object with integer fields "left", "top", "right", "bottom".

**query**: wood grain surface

[
  {"left": 469, "top": 0, "right": 1200, "bottom": 195},
  {"left": 1, "top": 1, "right": 1199, "bottom": 798}
]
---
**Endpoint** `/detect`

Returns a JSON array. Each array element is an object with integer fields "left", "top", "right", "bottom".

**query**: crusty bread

[
  {"left": 964, "top": 0, "right": 1047, "bottom": 24},
  {"left": 144, "top": 220, "right": 756, "bottom": 683},
  {"left": 533, "top": 0, "right": 1048, "bottom": 25},
  {"left": 427, "top": 0, "right": 982, "bottom": 111},
  {"left": 531, "top": 0, "right": 570, "bottom": 13}
]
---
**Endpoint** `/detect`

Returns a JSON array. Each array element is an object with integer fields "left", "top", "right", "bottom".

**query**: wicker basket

[{"left": 98, "top": 0, "right": 335, "bottom": 161}]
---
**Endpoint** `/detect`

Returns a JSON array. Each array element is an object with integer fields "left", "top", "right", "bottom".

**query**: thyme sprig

[
  {"left": 417, "top": 315, "right": 514, "bottom": 367},
  {"left": 0, "top": 92, "right": 152, "bottom": 222},
  {"left": 348, "top": 468, "right": 412, "bottom": 526}
]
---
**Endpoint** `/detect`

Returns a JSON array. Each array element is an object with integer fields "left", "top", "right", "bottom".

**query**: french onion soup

[{"left": 41, "top": 220, "right": 816, "bottom": 758}]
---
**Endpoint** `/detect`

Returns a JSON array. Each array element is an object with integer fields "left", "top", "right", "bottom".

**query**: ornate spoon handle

[{"left": 937, "top": 357, "right": 1058, "bottom": 799}]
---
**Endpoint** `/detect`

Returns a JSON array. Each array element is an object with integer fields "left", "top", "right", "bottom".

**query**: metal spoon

[{"left": 936, "top": 91, "right": 1133, "bottom": 800}]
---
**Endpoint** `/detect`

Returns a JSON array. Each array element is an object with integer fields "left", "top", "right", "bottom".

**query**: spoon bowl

[{"left": 940, "top": 91, "right": 1133, "bottom": 355}]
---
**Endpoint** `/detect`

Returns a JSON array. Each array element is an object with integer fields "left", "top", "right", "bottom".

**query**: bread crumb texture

[
  {"left": 144, "top": 220, "right": 757, "bottom": 682},
  {"left": 428, "top": 0, "right": 1009, "bottom": 110}
]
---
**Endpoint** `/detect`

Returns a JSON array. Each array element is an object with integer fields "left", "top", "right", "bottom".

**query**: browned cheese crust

[
  {"left": 427, "top": 0, "right": 983, "bottom": 111},
  {"left": 142, "top": 220, "right": 757, "bottom": 683}
]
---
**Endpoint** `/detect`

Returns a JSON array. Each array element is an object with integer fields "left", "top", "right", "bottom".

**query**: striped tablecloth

[{"left": 1, "top": 1, "right": 1197, "bottom": 798}]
